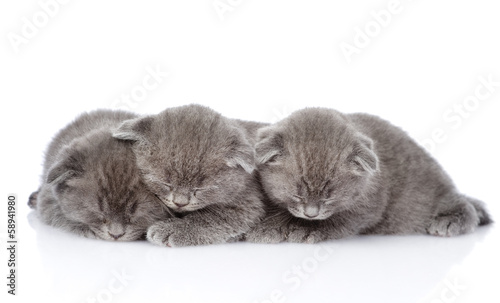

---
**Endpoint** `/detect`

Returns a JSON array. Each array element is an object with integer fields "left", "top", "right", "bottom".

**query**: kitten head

[
  {"left": 47, "top": 130, "right": 169, "bottom": 241},
  {"left": 113, "top": 104, "right": 256, "bottom": 213},
  {"left": 255, "top": 108, "right": 379, "bottom": 220}
]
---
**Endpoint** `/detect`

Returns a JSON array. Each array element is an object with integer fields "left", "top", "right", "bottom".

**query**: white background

[{"left": 1, "top": 1, "right": 499, "bottom": 302}]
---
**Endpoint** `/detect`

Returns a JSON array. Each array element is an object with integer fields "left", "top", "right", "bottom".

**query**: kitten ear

[
  {"left": 47, "top": 148, "right": 84, "bottom": 186},
  {"left": 47, "top": 164, "right": 77, "bottom": 185},
  {"left": 226, "top": 144, "right": 255, "bottom": 174},
  {"left": 113, "top": 116, "right": 154, "bottom": 142},
  {"left": 255, "top": 126, "right": 284, "bottom": 165},
  {"left": 351, "top": 133, "right": 379, "bottom": 175}
]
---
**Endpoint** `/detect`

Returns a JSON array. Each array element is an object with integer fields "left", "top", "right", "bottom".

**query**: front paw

[
  {"left": 85, "top": 229, "right": 98, "bottom": 239},
  {"left": 427, "top": 203, "right": 479, "bottom": 237},
  {"left": 245, "top": 225, "right": 287, "bottom": 244},
  {"left": 147, "top": 220, "right": 183, "bottom": 247},
  {"left": 147, "top": 220, "right": 220, "bottom": 247},
  {"left": 286, "top": 228, "right": 325, "bottom": 244}
]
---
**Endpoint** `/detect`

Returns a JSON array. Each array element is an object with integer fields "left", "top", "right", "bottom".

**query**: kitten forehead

[
  {"left": 94, "top": 155, "right": 143, "bottom": 208},
  {"left": 280, "top": 108, "right": 352, "bottom": 145},
  {"left": 279, "top": 108, "right": 356, "bottom": 178},
  {"left": 141, "top": 105, "right": 251, "bottom": 184},
  {"left": 298, "top": 176, "right": 332, "bottom": 197},
  {"left": 154, "top": 105, "right": 230, "bottom": 143},
  {"left": 70, "top": 131, "right": 144, "bottom": 206}
]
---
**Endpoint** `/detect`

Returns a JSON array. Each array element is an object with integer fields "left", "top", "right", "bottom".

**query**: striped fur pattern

[
  {"left": 30, "top": 110, "right": 171, "bottom": 241},
  {"left": 113, "top": 104, "right": 265, "bottom": 247}
]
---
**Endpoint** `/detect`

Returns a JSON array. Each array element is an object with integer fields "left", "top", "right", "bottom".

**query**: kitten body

[
  {"left": 246, "top": 108, "right": 491, "bottom": 243},
  {"left": 113, "top": 104, "right": 265, "bottom": 247},
  {"left": 30, "top": 110, "right": 169, "bottom": 241}
]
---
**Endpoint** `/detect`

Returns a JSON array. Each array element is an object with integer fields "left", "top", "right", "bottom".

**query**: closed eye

[
  {"left": 322, "top": 199, "right": 336, "bottom": 205},
  {"left": 153, "top": 181, "right": 172, "bottom": 194},
  {"left": 87, "top": 215, "right": 105, "bottom": 227},
  {"left": 267, "top": 153, "right": 281, "bottom": 164},
  {"left": 291, "top": 194, "right": 304, "bottom": 203},
  {"left": 193, "top": 186, "right": 218, "bottom": 198}
]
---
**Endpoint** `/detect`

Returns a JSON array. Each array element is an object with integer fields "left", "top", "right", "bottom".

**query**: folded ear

[
  {"left": 112, "top": 116, "right": 154, "bottom": 142},
  {"left": 46, "top": 148, "right": 85, "bottom": 191},
  {"left": 226, "top": 144, "right": 255, "bottom": 174},
  {"left": 255, "top": 126, "right": 284, "bottom": 165},
  {"left": 47, "top": 163, "right": 78, "bottom": 185},
  {"left": 350, "top": 133, "right": 379, "bottom": 175}
]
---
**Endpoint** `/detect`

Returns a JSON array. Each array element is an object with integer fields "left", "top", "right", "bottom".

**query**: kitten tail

[{"left": 467, "top": 197, "right": 493, "bottom": 226}]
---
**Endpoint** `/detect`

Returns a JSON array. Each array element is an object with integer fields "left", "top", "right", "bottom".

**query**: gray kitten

[
  {"left": 112, "top": 104, "right": 265, "bottom": 247},
  {"left": 245, "top": 108, "right": 492, "bottom": 244},
  {"left": 29, "top": 110, "right": 170, "bottom": 241}
]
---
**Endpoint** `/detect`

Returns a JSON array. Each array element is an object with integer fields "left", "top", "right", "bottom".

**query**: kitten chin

[
  {"left": 245, "top": 107, "right": 491, "bottom": 244},
  {"left": 31, "top": 110, "right": 170, "bottom": 241},
  {"left": 89, "top": 225, "right": 147, "bottom": 242},
  {"left": 113, "top": 104, "right": 265, "bottom": 247},
  {"left": 286, "top": 205, "right": 335, "bottom": 221}
]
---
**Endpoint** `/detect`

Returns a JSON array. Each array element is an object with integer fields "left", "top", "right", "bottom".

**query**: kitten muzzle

[
  {"left": 303, "top": 204, "right": 320, "bottom": 218},
  {"left": 171, "top": 193, "right": 190, "bottom": 208}
]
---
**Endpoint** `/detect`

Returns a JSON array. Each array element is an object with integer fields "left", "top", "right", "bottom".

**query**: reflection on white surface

[{"left": 21, "top": 210, "right": 496, "bottom": 303}]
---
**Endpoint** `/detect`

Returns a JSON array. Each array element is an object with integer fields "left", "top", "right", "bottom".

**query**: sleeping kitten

[
  {"left": 29, "top": 110, "right": 170, "bottom": 241},
  {"left": 245, "top": 108, "right": 492, "bottom": 244},
  {"left": 113, "top": 104, "right": 265, "bottom": 247}
]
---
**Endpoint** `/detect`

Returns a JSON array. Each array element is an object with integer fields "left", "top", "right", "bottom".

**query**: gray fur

[
  {"left": 246, "top": 108, "right": 492, "bottom": 244},
  {"left": 113, "top": 104, "right": 265, "bottom": 247},
  {"left": 233, "top": 119, "right": 270, "bottom": 146},
  {"left": 29, "top": 110, "right": 171, "bottom": 241}
]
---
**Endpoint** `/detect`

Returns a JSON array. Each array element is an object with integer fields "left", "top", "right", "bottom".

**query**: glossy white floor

[
  {"left": 6, "top": 198, "right": 500, "bottom": 303},
  {"left": 2, "top": 1, "right": 500, "bottom": 302}
]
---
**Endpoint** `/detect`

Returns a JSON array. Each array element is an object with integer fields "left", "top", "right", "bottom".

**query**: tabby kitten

[
  {"left": 245, "top": 108, "right": 492, "bottom": 244},
  {"left": 29, "top": 110, "right": 170, "bottom": 241},
  {"left": 113, "top": 104, "right": 265, "bottom": 247}
]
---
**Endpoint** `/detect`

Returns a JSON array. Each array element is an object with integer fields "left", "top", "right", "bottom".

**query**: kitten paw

[
  {"left": 72, "top": 224, "right": 99, "bottom": 240},
  {"left": 245, "top": 227, "right": 286, "bottom": 244},
  {"left": 84, "top": 229, "right": 99, "bottom": 239},
  {"left": 286, "top": 229, "right": 325, "bottom": 244},
  {"left": 427, "top": 203, "right": 479, "bottom": 237},
  {"left": 147, "top": 220, "right": 220, "bottom": 247},
  {"left": 147, "top": 221, "right": 178, "bottom": 247}
]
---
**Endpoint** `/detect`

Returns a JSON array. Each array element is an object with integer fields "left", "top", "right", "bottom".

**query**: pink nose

[
  {"left": 172, "top": 194, "right": 190, "bottom": 207},
  {"left": 108, "top": 232, "right": 125, "bottom": 240},
  {"left": 304, "top": 204, "right": 320, "bottom": 218},
  {"left": 174, "top": 201, "right": 189, "bottom": 207}
]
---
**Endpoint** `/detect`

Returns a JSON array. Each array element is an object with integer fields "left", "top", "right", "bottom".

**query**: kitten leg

[
  {"left": 43, "top": 208, "right": 98, "bottom": 239},
  {"left": 285, "top": 212, "right": 365, "bottom": 244},
  {"left": 147, "top": 201, "right": 263, "bottom": 247},
  {"left": 246, "top": 210, "right": 364, "bottom": 244},
  {"left": 467, "top": 197, "right": 493, "bottom": 226},
  {"left": 28, "top": 190, "right": 39, "bottom": 209},
  {"left": 37, "top": 190, "right": 98, "bottom": 239},
  {"left": 285, "top": 225, "right": 328, "bottom": 244},
  {"left": 244, "top": 209, "right": 295, "bottom": 244},
  {"left": 427, "top": 195, "right": 481, "bottom": 237},
  {"left": 248, "top": 217, "right": 349, "bottom": 244}
]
